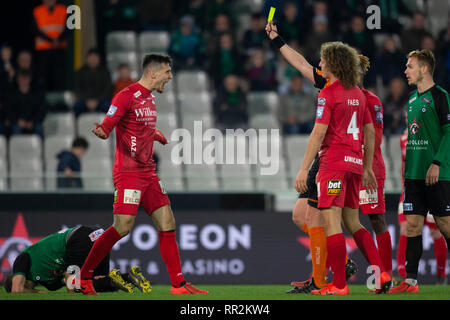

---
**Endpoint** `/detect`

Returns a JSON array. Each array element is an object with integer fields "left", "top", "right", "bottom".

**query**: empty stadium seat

[
  {"left": 0, "top": 158, "right": 7, "bottom": 190},
  {"left": 219, "top": 164, "right": 254, "bottom": 191},
  {"left": 138, "top": 31, "right": 170, "bottom": 53},
  {"left": 44, "top": 136, "right": 74, "bottom": 166},
  {"left": 247, "top": 92, "right": 279, "bottom": 116},
  {"left": 77, "top": 113, "right": 105, "bottom": 139},
  {"left": 106, "top": 31, "right": 137, "bottom": 53},
  {"left": 176, "top": 71, "right": 209, "bottom": 93},
  {"left": 256, "top": 175, "right": 290, "bottom": 192},
  {"left": 156, "top": 113, "right": 178, "bottom": 136},
  {"left": 178, "top": 92, "right": 212, "bottom": 115},
  {"left": 9, "top": 135, "right": 42, "bottom": 161},
  {"left": 159, "top": 177, "right": 184, "bottom": 191},
  {"left": 249, "top": 114, "right": 280, "bottom": 129},
  {"left": 285, "top": 134, "right": 309, "bottom": 173},
  {"left": 0, "top": 135, "right": 6, "bottom": 160},
  {"left": 154, "top": 90, "right": 177, "bottom": 114},
  {"left": 81, "top": 157, "right": 114, "bottom": 191},
  {"left": 10, "top": 158, "right": 43, "bottom": 191},
  {"left": 181, "top": 113, "right": 214, "bottom": 133},
  {"left": 43, "top": 112, "right": 75, "bottom": 137},
  {"left": 186, "top": 177, "right": 220, "bottom": 191},
  {"left": 107, "top": 51, "right": 140, "bottom": 81}
]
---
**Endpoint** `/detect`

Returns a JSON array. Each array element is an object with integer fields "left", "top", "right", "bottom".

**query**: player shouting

[{"left": 77, "top": 53, "right": 208, "bottom": 295}]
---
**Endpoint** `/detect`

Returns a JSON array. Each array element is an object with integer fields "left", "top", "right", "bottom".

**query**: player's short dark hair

[
  {"left": 407, "top": 49, "right": 435, "bottom": 75},
  {"left": 72, "top": 137, "right": 89, "bottom": 149},
  {"left": 142, "top": 53, "right": 172, "bottom": 72},
  {"left": 4, "top": 274, "right": 13, "bottom": 293}
]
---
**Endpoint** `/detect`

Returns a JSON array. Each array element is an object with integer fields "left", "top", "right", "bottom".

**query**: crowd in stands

[{"left": 0, "top": 0, "right": 449, "bottom": 140}]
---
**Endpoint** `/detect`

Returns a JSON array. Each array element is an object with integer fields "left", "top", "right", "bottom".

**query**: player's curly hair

[
  {"left": 320, "top": 42, "right": 360, "bottom": 89},
  {"left": 358, "top": 54, "right": 370, "bottom": 75}
]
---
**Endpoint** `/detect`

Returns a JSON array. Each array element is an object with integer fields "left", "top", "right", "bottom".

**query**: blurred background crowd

[{"left": 0, "top": 0, "right": 448, "bottom": 192}]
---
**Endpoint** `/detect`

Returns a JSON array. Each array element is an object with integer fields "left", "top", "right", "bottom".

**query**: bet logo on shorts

[{"left": 327, "top": 180, "right": 342, "bottom": 195}]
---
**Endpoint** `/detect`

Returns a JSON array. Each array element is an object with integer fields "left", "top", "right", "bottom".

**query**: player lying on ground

[
  {"left": 266, "top": 21, "right": 392, "bottom": 294},
  {"left": 390, "top": 50, "right": 450, "bottom": 293},
  {"left": 77, "top": 53, "right": 207, "bottom": 295},
  {"left": 3, "top": 225, "right": 149, "bottom": 294}
]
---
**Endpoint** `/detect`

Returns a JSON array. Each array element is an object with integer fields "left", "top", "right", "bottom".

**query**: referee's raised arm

[{"left": 265, "top": 21, "right": 315, "bottom": 84}]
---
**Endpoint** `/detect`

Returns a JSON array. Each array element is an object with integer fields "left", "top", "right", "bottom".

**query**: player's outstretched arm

[
  {"left": 265, "top": 21, "right": 315, "bottom": 84},
  {"left": 154, "top": 128, "right": 168, "bottom": 145},
  {"left": 11, "top": 274, "right": 46, "bottom": 294}
]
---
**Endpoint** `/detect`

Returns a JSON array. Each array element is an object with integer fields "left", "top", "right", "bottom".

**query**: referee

[{"left": 390, "top": 49, "right": 450, "bottom": 293}]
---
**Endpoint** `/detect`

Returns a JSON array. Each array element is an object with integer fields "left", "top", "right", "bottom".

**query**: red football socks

[
  {"left": 353, "top": 228, "right": 384, "bottom": 272},
  {"left": 80, "top": 226, "right": 122, "bottom": 279},
  {"left": 397, "top": 234, "right": 407, "bottom": 278},
  {"left": 326, "top": 233, "right": 347, "bottom": 289},
  {"left": 376, "top": 231, "right": 393, "bottom": 277},
  {"left": 159, "top": 231, "right": 186, "bottom": 287},
  {"left": 434, "top": 236, "right": 447, "bottom": 278}
]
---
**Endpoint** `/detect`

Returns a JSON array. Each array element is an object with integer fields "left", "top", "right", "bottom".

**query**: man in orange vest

[{"left": 32, "top": 0, "right": 68, "bottom": 91}]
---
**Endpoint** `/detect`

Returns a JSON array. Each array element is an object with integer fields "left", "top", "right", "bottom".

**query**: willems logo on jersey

[
  {"left": 327, "top": 180, "right": 342, "bottom": 195},
  {"left": 409, "top": 117, "right": 421, "bottom": 135}
]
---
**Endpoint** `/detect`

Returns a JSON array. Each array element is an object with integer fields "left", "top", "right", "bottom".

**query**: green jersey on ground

[
  {"left": 14, "top": 228, "right": 73, "bottom": 286},
  {"left": 405, "top": 85, "right": 450, "bottom": 180}
]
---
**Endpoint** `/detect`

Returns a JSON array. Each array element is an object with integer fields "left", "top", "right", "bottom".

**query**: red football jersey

[
  {"left": 362, "top": 88, "right": 386, "bottom": 180},
  {"left": 315, "top": 81, "right": 372, "bottom": 174},
  {"left": 100, "top": 82, "right": 157, "bottom": 173}
]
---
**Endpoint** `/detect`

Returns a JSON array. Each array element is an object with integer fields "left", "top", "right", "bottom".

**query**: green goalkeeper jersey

[
  {"left": 405, "top": 85, "right": 450, "bottom": 180},
  {"left": 14, "top": 228, "right": 74, "bottom": 285}
]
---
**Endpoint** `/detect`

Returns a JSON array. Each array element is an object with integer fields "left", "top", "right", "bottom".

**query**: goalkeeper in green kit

[{"left": 390, "top": 49, "right": 450, "bottom": 293}]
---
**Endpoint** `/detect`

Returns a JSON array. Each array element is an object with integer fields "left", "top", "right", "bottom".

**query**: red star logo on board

[
  {"left": 409, "top": 117, "right": 421, "bottom": 135},
  {"left": 0, "top": 213, "right": 43, "bottom": 282}
]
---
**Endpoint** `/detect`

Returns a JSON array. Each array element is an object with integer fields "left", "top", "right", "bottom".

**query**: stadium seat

[
  {"left": 386, "top": 134, "right": 403, "bottom": 191},
  {"left": 0, "top": 158, "right": 8, "bottom": 191},
  {"left": 178, "top": 92, "right": 212, "bottom": 115},
  {"left": 0, "top": 135, "right": 6, "bottom": 161},
  {"left": 249, "top": 114, "right": 280, "bottom": 129},
  {"left": 176, "top": 71, "right": 209, "bottom": 93},
  {"left": 9, "top": 135, "right": 42, "bottom": 161},
  {"left": 247, "top": 92, "right": 279, "bottom": 116},
  {"left": 44, "top": 136, "right": 74, "bottom": 166},
  {"left": 186, "top": 177, "right": 220, "bottom": 191},
  {"left": 81, "top": 157, "right": 114, "bottom": 191},
  {"left": 285, "top": 135, "right": 309, "bottom": 173},
  {"left": 154, "top": 90, "right": 177, "bottom": 114},
  {"left": 138, "top": 31, "right": 170, "bottom": 53},
  {"left": 43, "top": 112, "right": 75, "bottom": 137},
  {"left": 159, "top": 177, "right": 184, "bottom": 192},
  {"left": 180, "top": 114, "right": 214, "bottom": 135},
  {"left": 10, "top": 158, "right": 43, "bottom": 191},
  {"left": 219, "top": 164, "right": 254, "bottom": 191},
  {"left": 256, "top": 175, "right": 290, "bottom": 192},
  {"left": 156, "top": 113, "right": 178, "bottom": 136},
  {"left": 77, "top": 113, "right": 105, "bottom": 139},
  {"left": 106, "top": 31, "right": 137, "bottom": 53},
  {"left": 107, "top": 51, "right": 140, "bottom": 81},
  {"left": 82, "top": 137, "right": 113, "bottom": 161},
  {"left": 185, "top": 164, "right": 218, "bottom": 192}
]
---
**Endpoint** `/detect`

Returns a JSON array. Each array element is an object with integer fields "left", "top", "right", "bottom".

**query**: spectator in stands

[
  {"left": 303, "top": 14, "right": 333, "bottom": 66},
  {"left": 208, "top": 32, "right": 243, "bottom": 89},
  {"left": 375, "top": 35, "right": 406, "bottom": 87},
  {"left": 383, "top": 77, "right": 408, "bottom": 136},
  {"left": 32, "top": 0, "right": 68, "bottom": 91},
  {"left": 172, "top": 0, "right": 208, "bottom": 31},
  {"left": 205, "top": 0, "right": 235, "bottom": 30},
  {"left": 138, "top": 0, "right": 172, "bottom": 30},
  {"left": 205, "top": 14, "right": 235, "bottom": 56},
  {"left": 0, "top": 44, "right": 15, "bottom": 92},
  {"left": 4, "top": 70, "right": 46, "bottom": 137},
  {"left": 436, "top": 20, "right": 450, "bottom": 89},
  {"left": 168, "top": 15, "right": 205, "bottom": 71},
  {"left": 342, "top": 15, "right": 377, "bottom": 87},
  {"left": 245, "top": 48, "right": 277, "bottom": 92},
  {"left": 112, "top": 63, "right": 135, "bottom": 96},
  {"left": 400, "top": 11, "right": 432, "bottom": 55},
  {"left": 279, "top": 1, "right": 304, "bottom": 45},
  {"left": 15, "top": 50, "right": 40, "bottom": 90},
  {"left": 214, "top": 74, "right": 248, "bottom": 131},
  {"left": 241, "top": 12, "right": 270, "bottom": 57},
  {"left": 278, "top": 75, "right": 316, "bottom": 135},
  {"left": 74, "top": 48, "right": 111, "bottom": 117},
  {"left": 56, "top": 137, "right": 89, "bottom": 189},
  {"left": 369, "top": 0, "right": 412, "bottom": 33}
]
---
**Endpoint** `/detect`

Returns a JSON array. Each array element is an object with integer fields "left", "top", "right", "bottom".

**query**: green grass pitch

[{"left": 1, "top": 284, "right": 449, "bottom": 300}]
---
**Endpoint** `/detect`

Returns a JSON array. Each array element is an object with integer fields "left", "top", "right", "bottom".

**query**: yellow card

[{"left": 268, "top": 6, "right": 276, "bottom": 22}]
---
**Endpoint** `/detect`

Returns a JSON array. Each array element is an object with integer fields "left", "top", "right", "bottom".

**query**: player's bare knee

[
  {"left": 406, "top": 220, "right": 422, "bottom": 237},
  {"left": 113, "top": 215, "right": 135, "bottom": 236},
  {"left": 434, "top": 217, "right": 450, "bottom": 238}
]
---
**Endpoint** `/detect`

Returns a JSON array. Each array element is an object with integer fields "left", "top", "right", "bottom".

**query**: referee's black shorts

[
  {"left": 298, "top": 156, "right": 319, "bottom": 208},
  {"left": 65, "top": 226, "right": 110, "bottom": 277},
  {"left": 403, "top": 179, "right": 450, "bottom": 217}
]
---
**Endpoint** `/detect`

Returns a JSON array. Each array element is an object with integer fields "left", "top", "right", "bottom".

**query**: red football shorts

[
  {"left": 113, "top": 171, "right": 170, "bottom": 216},
  {"left": 316, "top": 170, "right": 360, "bottom": 209},
  {"left": 359, "top": 178, "right": 386, "bottom": 214}
]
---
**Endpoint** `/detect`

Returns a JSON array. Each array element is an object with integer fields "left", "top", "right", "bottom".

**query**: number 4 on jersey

[{"left": 347, "top": 111, "right": 360, "bottom": 140}]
